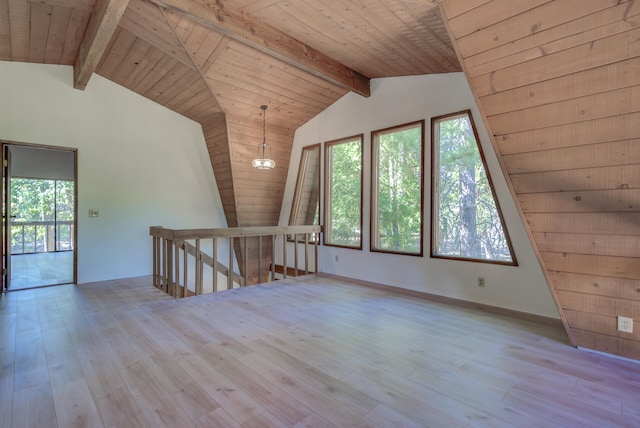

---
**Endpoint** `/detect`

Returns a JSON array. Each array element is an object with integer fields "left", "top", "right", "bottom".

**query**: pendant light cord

[{"left": 261, "top": 105, "right": 268, "bottom": 157}]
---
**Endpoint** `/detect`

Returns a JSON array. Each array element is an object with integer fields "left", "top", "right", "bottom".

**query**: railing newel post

[
  {"left": 195, "top": 238, "right": 201, "bottom": 295},
  {"left": 304, "top": 234, "right": 309, "bottom": 275},
  {"left": 213, "top": 238, "right": 218, "bottom": 292},
  {"left": 152, "top": 235, "right": 158, "bottom": 288},
  {"left": 271, "top": 235, "right": 276, "bottom": 282},
  {"left": 228, "top": 237, "right": 234, "bottom": 290},
  {"left": 182, "top": 241, "right": 188, "bottom": 298},
  {"left": 243, "top": 236, "right": 248, "bottom": 287},
  {"left": 282, "top": 234, "right": 287, "bottom": 280},
  {"left": 174, "top": 240, "right": 180, "bottom": 298},
  {"left": 294, "top": 234, "right": 299, "bottom": 278},
  {"left": 314, "top": 228, "right": 319, "bottom": 274},
  {"left": 162, "top": 238, "right": 168, "bottom": 293},
  {"left": 258, "top": 236, "right": 263, "bottom": 284},
  {"left": 167, "top": 238, "right": 174, "bottom": 296}
]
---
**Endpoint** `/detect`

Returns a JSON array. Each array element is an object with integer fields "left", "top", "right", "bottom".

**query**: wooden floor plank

[
  {"left": 51, "top": 378, "right": 103, "bottom": 428},
  {"left": 2, "top": 274, "right": 640, "bottom": 427},
  {"left": 12, "top": 382, "right": 57, "bottom": 428},
  {"left": 177, "top": 353, "right": 265, "bottom": 425}
]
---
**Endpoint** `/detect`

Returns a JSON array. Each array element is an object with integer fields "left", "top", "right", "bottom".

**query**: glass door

[
  {"left": 2, "top": 144, "right": 12, "bottom": 291},
  {"left": 2, "top": 144, "right": 76, "bottom": 290}
]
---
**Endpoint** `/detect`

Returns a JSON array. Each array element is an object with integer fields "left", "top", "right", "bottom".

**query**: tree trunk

[{"left": 459, "top": 166, "right": 481, "bottom": 257}]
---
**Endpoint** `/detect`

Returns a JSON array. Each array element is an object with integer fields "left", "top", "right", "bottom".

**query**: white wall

[
  {"left": 280, "top": 73, "right": 559, "bottom": 318},
  {"left": 0, "top": 61, "right": 228, "bottom": 284}
]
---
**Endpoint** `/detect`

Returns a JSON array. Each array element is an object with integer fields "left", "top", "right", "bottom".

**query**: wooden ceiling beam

[
  {"left": 149, "top": 0, "right": 371, "bottom": 97},
  {"left": 74, "top": 0, "right": 131, "bottom": 90}
]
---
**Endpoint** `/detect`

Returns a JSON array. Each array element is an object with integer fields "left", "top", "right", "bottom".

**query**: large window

[
  {"left": 431, "top": 111, "right": 516, "bottom": 264},
  {"left": 289, "top": 144, "right": 321, "bottom": 242},
  {"left": 371, "top": 121, "right": 424, "bottom": 255},
  {"left": 324, "top": 135, "right": 363, "bottom": 248}
]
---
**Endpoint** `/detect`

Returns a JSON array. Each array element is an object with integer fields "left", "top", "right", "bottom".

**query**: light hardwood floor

[
  {"left": 10, "top": 252, "right": 74, "bottom": 290},
  {"left": 1, "top": 274, "right": 639, "bottom": 427}
]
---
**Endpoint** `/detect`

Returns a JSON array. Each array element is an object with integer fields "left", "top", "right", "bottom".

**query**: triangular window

[{"left": 431, "top": 110, "right": 516, "bottom": 265}]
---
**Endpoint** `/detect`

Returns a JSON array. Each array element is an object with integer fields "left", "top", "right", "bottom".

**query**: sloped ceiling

[
  {"left": 0, "top": 0, "right": 459, "bottom": 281},
  {"left": 441, "top": 0, "right": 640, "bottom": 360}
]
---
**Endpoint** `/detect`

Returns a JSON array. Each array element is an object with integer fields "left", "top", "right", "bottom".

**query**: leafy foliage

[
  {"left": 11, "top": 178, "right": 74, "bottom": 253},
  {"left": 326, "top": 138, "right": 362, "bottom": 247},
  {"left": 373, "top": 124, "right": 422, "bottom": 254},
  {"left": 433, "top": 113, "right": 513, "bottom": 262}
]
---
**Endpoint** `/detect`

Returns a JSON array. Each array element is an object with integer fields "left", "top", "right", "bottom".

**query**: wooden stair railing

[{"left": 149, "top": 225, "right": 322, "bottom": 298}]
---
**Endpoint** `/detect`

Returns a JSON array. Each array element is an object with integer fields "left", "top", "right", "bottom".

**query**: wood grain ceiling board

[
  {"left": 119, "top": 0, "right": 193, "bottom": 67},
  {"left": 0, "top": 1, "right": 9, "bottom": 60},
  {"left": 243, "top": 0, "right": 460, "bottom": 77},
  {"left": 28, "top": 1, "right": 53, "bottom": 63},
  {"left": 1, "top": 0, "right": 92, "bottom": 64},
  {"left": 43, "top": 6, "right": 73, "bottom": 63},
  {"left": 397, "top": 1, "right": 460, "bottom": 70},
  {"left": 41, "top": 0, "right": 95, "bottom": 11},
  {"left": 96, "top": 26, "right": 136, "bottom": 75},
  {"left": 151, "top": 0, "right": 371, "bottom": 95},
  {"left": 162, "top": 9, "right": 226, "bottom": 73},
  {"left": 61, "top": 9, "right": 93, "bottom": 63},
  {"left": 441, "top": 0, "right": 640, "bottom": 361},
  {"left": 206, "top": 40, "right": 347, "bottom": 129},
  {"left": 95, "top": 26, "right": 220, "bottom": 122},
  {"left": 7, "top": 0, "right": 30, "bottom": 61}
]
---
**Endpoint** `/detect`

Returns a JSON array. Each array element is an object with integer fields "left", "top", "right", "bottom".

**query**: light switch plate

[{"left": 89, "top": 209, "right": 99, "bottom": 218}]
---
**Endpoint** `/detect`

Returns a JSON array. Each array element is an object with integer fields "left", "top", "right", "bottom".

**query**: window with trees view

[
  {"left": 11, "top": 178, "right": 75, "bottom": 254},
  {"left": 431, "top": 111, "right": 515, "bottom": 264},
  {"left": 371, "top": 121, "right": 424, "bottom": 255},
  {"left": 324, "top": 135, "right": 363, "bottom": 248}
]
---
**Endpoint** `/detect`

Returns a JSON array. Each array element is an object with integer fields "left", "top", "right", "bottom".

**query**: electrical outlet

[
  {"left": 477, "top": 277, "right": 485, "bottom": 287},
  {"left": 335, "top": 254, "right": 339, "bottom": 262},
  {"left": 618, "top": 316, "right": 633, "bottom": 333}
]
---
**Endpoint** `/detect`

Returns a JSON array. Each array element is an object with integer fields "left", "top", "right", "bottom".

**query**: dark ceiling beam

[
  {"left": 74, "top": 0, "right": 130, "bottom": 90},
  {"left": 149, "top": 0, "right": 371, "bottom": 97}
]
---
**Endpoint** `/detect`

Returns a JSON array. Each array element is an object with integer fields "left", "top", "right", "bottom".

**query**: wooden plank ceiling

[
  {"left": 0, "top": 0, "right": 458, "bottom": 282},
  {"left": 441, "top": 0, "right": 640, "bottom": 360},
  {"left": 0, "top": 0, "right": 460, "bottom": 226}
]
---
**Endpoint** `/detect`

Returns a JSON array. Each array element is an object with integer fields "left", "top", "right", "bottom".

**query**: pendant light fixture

[{"left": 252, "top": 105, "right": 276, "bottom": 169}]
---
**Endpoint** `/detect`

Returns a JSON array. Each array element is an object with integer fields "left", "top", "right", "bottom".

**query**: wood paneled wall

[
  {"left": 202, "top": 111, "right": 293, "bottom": 284},
  {"left": 226, "top": 113, "right": 294, "bottom": 283},
  {"left": 202, "top": 113, "right": 237, "bottom": 227},
  {"left": 441, "top": 0, "right": 640, "bottom": 360}
]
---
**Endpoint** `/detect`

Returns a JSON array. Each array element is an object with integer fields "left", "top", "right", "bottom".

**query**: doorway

[{"left": 2, "top": 143, "right": 77, "bottom": 291}]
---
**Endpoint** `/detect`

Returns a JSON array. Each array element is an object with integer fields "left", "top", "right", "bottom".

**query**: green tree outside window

[
  {"left": 431, "top": 111, "right": 515, "bottom": 264},
  {"left": 324, "top": 136, "right": 363, "bottom": 248},
  {"left": 371, "top": 121, "right": 424, "bottom": 255}
]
